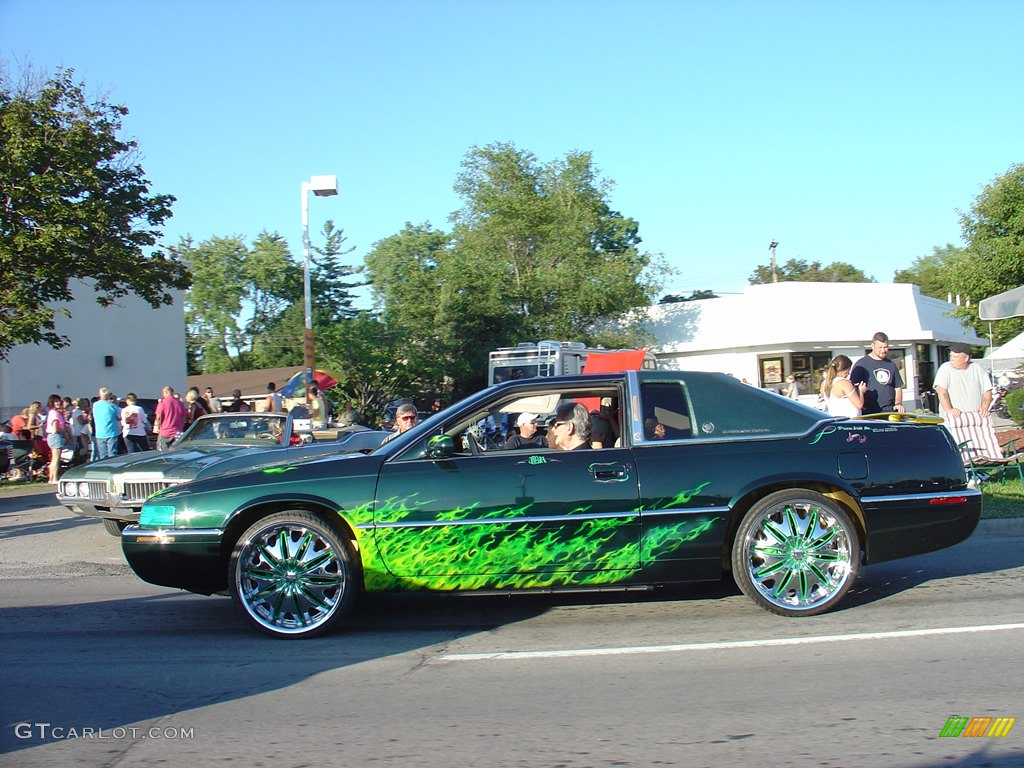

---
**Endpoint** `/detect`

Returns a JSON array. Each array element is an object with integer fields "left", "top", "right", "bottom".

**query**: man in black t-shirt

[
  {"left": 504, "top": 412, "right": 546, "bottom": 450},
  {"left": 850, "top": 331, "right": 905, "bottom": 414}
]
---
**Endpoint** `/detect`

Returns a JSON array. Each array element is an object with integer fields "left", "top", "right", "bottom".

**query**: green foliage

[
  {"left": 946, "top": 164, "right": 1024, "bottom": 346},
  {"left": 893, "top": 244, "right": 963, "bottom": 300},
  {"left": 659, "top": 289, "right": 718, "bottom": 303},
  {"left": 0, "top": 66, "right": 189, "bottom": 359},
  {"left": 181, "top": 222, "right": 361, "bottom": 374},
  {"left": 981, "top": 477, "right": 1024, "bottom": 518},
  {"left": 1004, "top": 388, "right": 1024, "bottom": 426},
  {"left": 749, "top": 258, "right": 875, "bottom": 285},
  {"left": 365, "top": 142, "right": 663, "bottom": 395},
  {"left": 316, "top": 313, "right": 425, "bottom": 426}
]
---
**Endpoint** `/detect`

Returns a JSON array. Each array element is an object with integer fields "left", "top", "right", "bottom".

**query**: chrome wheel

[
  {"left": 732, "top": 490, "right": 859, "bottom": 617},
  {"left": 229, "top": 511, "right": 355, "bottom": 637}
]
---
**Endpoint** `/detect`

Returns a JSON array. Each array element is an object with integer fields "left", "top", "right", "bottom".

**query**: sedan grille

[
  {"left": 75, "top": 482, "right": 107, "bottom": 501},
  {"left": 121, "top": 481, "right": 172, "bottom": 502}
]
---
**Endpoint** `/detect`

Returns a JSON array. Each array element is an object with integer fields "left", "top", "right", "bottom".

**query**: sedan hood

[{"left": 62, "top": 444, "right": 266, "bottom": 480}]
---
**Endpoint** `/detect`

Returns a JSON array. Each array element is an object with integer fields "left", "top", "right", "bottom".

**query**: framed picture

[
  {"left": 761, "top": 358, "right": 783, "bottom": 385},
  {"left": 791, "top": 356, "right": 810, "bottom": 373}
]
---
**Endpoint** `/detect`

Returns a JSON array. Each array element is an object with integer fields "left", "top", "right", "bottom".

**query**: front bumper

[
  {"left": 121, "top": 526, "right": 227, "bottom": 595},
  {"left": 58, "top": 478, "right": 179, "bottom": 522}
]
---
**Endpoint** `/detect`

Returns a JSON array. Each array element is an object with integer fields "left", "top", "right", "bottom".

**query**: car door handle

[{"left": 589, "top": 463, "right": 629, "bottom": 482}]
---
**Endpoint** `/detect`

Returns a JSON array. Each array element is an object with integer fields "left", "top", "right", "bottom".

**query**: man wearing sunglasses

[
  {"left": 550, "top": 403, "right": 592, "bottom": 451},
  {"left": 382, "top": 403, "right": 418, "bottom": 445}
]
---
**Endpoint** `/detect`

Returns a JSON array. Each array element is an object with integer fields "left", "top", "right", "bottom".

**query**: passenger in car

[
  {"left": 504, "top": 412, "right": 546, "bottom": 450},
  {"left": 644, "top": 417, "right": 666, "bottom": 440}
]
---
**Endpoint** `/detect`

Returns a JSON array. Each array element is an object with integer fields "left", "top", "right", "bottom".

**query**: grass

[
  {"left": 981, "top": 477, "right": 1024, "bottom": 519},
  {"left": 0, "top": 479, "right": 53, "bottom": 495}
]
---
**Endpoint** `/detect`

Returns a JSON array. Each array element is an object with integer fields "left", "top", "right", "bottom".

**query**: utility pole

[{"left": 769, "top": 240, "right": 779, "bottom": 283}]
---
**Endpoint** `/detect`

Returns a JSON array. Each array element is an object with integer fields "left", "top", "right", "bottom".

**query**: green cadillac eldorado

[{"left": 121, "top": 371, "right": 980, "bottom": 638}]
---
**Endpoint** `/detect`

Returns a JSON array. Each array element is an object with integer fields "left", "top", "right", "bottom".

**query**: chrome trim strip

[
  {"left": 121, "top": 526, "right": 224, "bottom": 538},
  {"left": 860, "top": 489, "right": 982, "bottom": 504},
  {"left": 359, "top": 504, "right": 732, "bottom": 530},
  {"left": 640, "top": 505, "right": 731, "bottom": 518},
  {"left": 359, "top": 510, "right": 639, "bottom": 531}
]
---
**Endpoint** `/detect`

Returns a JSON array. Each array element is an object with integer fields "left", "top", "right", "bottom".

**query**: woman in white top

[
  {"left": 121, "top": 392, "right": 151, "bottom": 453},
  {"left": 820, "top": 354, "right": 866, "bottom": 418}
]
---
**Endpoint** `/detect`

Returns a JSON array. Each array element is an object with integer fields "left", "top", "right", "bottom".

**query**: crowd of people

[
  {"left": 0, "top": 384, "right": 242, "bottom": 483},
  {"left": 0, "top": 379, "right": 361, "bottom": 483}
]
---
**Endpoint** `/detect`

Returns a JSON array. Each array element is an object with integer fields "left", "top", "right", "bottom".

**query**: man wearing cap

[
  {"left": 934, "top": 343, "right": 992, "bottom": 421},
  {"left": 504, "top": 412, "right": 546, "bottom": 450}
]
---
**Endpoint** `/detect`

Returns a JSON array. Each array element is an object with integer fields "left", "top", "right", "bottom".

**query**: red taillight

[{"left": 930, "top": 496, "right": 968, "bottom": 505}]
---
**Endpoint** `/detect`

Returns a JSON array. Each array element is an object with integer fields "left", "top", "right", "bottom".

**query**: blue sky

[{"left": 3, "top": 1, "right": 1022, "bottom": 302}]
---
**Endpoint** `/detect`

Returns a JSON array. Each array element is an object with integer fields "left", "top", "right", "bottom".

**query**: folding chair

[{"left": 947, "top": 411, "right": 1024, "bottom": 485}]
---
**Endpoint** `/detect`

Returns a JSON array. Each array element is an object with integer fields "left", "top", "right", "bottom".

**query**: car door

[{"left": 373, "top": 444, "right": 641, "bottom": 586}]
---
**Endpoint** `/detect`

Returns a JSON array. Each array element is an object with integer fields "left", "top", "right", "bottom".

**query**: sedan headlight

[
  {"left": 61, "top": 482, "right": 77, "bottom": 497},
  {"left": 140, "top": 504, "right": 175, "bottom": 527},
  {"left": 77, "top": 481, "right": 91, "bottom": 497}
]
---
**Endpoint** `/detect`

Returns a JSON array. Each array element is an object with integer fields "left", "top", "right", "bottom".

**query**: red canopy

[{"left": 581, "top": 349, "right": 649, "bottom": 374}]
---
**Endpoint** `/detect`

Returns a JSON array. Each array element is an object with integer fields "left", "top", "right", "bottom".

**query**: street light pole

[{"left": 301, "top": 175, "right": 338, "bottom": 395}]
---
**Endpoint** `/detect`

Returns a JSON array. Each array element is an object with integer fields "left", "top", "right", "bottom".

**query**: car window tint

[
  {"left": 639, "top": 382, "right": 692, "bottom": 440},
  {"left": 680, "top": 374, "right": 824, "bottom": 438}
]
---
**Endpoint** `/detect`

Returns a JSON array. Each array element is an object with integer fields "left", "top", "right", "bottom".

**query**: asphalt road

[{"left": 1, "top": 487, "right": 1022, "bottom": 768}]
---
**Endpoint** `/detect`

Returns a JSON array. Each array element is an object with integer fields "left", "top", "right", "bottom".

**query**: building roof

[
  {"left": 643, "top": 282, "right": 987, "bottom": 353},
  {"left": 186, "top": 366, "right": 301, "bottom": 399}
]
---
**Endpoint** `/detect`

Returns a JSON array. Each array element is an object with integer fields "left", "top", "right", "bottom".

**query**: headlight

[
  {"left": 77, "top": 482, "right": 91, "bottom": 497},
  {"left": 62, "top": 482, "right": 77, "bottom": 497},
  {"left": 140, "top": 505, "right": 175, "bottom": 527}
]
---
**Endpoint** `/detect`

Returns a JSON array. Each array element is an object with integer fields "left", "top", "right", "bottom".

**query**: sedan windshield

[{"left": 179, "top": 415, "right": 287, "bottom": 445}]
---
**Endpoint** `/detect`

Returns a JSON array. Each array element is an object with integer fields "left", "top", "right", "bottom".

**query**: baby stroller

[{"left": 2, "top": 439, "right": 48, "bottom": 482}]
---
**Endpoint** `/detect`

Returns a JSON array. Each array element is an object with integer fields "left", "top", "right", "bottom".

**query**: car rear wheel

[
  {"left": 732, "top": 490, "right": 859, "bottom": 617},
  {"left": 229, "top": 511, "right": 357, "bottom": 638},
  {"left": 101, "top": 518, "right": 127, "bottom": 536}
]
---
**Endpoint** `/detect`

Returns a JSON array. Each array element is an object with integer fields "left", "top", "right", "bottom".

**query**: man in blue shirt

[{"left": 92, "top": 387, "right": 122, "bottom": 460}]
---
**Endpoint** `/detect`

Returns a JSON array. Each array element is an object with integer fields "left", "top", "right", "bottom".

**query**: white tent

[
  {"left": 979, "top": 286, "right": 1024, "bottom": 321},
  {"left": 984, "top": 330, "right": 1024, "bottom": 375},
  {"left": 978, "top": 286, "right": 1024, "bottom": 376}
]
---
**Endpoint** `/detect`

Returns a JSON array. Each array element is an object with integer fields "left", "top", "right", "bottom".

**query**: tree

[
  {"left": 310, "top": 219, "right": 365, "bottom": 321},
  {"left": 0, "top": 66, "right": 189, "bottom": 359},
  {"left": 893, "top": 244, "right": 963, "bottom": 300},
  {"left": 365, "top": 142, "right": 663, "bottom": 395},
  {"left": 179, "top": 236, "right": 250, "bottom": 372},
  {"left": 749, "top": 258, "right": 874, "bottom": 285},
  {"left": 181, "top": 223, "right": 363, "bottom": 373},
  {"left": 945, "top": 164, "right": 1024, "bottom": 345},
  {"left": 317, "top": 313, "right": 425, "bottom": 425},
  {"left": 659, "top": 289, "right": 718, "bottom": 303},
  {"left": 245, "top": 231, "right": 303, "bottom": 369}
]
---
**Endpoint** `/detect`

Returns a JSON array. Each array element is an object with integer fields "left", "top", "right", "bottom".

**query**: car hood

[{"left": 61, "top": 444, "right": 268, "bottom": 480}]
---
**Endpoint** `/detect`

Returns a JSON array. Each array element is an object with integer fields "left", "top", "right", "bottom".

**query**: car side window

[{"left": 639, "top": 382, "right": 692, "bottom": 441}]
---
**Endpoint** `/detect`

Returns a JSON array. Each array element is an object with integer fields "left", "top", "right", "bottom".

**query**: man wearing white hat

[{"left": 504, "top": 412, "right": 546, "bottom": 450}]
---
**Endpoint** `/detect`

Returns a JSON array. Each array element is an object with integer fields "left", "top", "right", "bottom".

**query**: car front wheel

[
  {"left": 229, "top": 511, "right": 357, "bottom": 638},
  {"left": 732, "top": 490, "right": 860, "bottom": 617},
  {"left": 102, "top": 518, "right": 127, "bottom": 536}
]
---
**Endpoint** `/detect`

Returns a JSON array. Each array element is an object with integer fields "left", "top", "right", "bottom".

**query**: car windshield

[{"left": 178, "top": 415, "right": 287, "bottom": 445}]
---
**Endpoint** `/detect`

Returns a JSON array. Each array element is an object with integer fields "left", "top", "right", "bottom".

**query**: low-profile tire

[
  {"left": 229, "top": 511, "right": 357, "bottom": 638},
  {"left": 102, "top": 518, "right": 127, "bottom": 536},
  {"left": 731, "top": 489, "right": 860, "bottom": 617}
]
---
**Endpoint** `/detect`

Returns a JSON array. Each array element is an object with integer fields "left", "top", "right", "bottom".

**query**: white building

[
  {"left": 0, "top": 281, "right": 186, "bottom": 421},
  {"left": 642, "top": 282, "right": 986, "bottom": 409}
]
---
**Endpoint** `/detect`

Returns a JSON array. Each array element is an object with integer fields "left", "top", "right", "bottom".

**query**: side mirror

[{"left": 425, "top": 434, "right": 455, "bottom": 460}]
